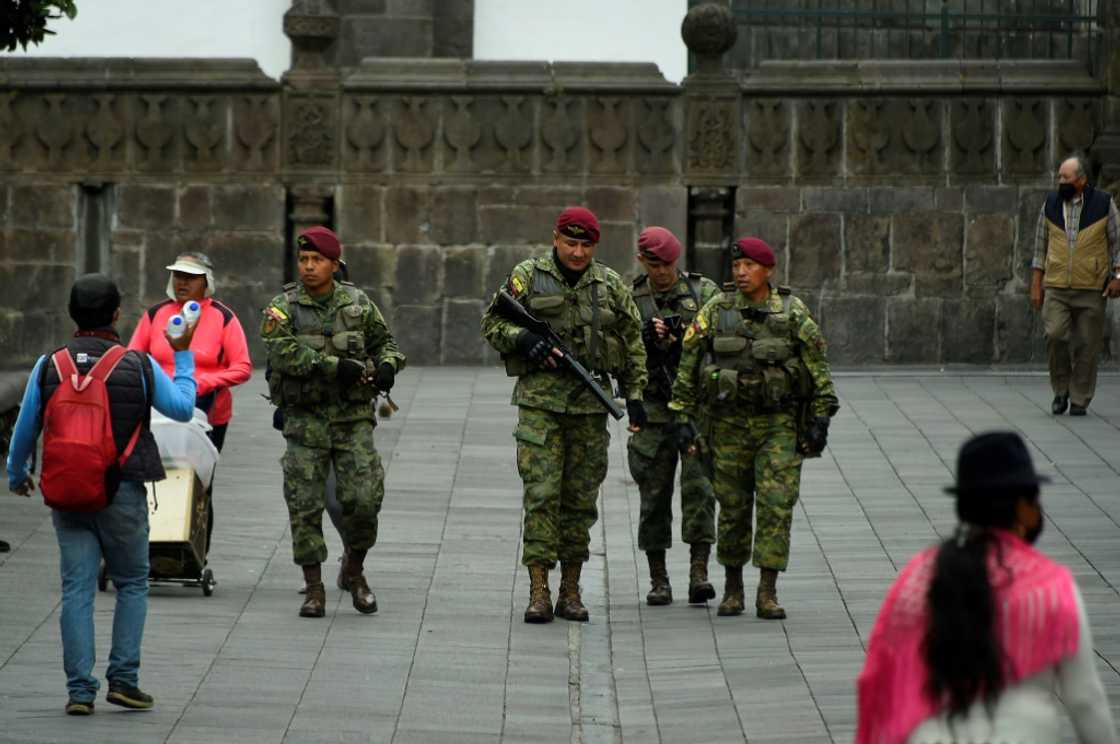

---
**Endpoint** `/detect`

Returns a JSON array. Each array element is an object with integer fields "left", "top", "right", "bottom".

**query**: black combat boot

[
  {"left": 756, "top": 567, "right": 786, "bottom": 619},
  {"left": 524, "top": 564, "right": 554, "bottom": 624},
  {"left": 687, "top": 543, "right": 716, "bottom": 604},
  {"left": 717, "top": 565, "right": 744, "bottom": 616},
  {"left": 300, "top": 564, "right": 326, "bottom": 618},
  {"left": 344, "top": 548, "right": 378, "bottom": 614},
  {"left": 645, "top": 551, "right": 672, "bottom": 606},
  {"left": 554, "top": 562, "right": 589, "bottom": 622}
]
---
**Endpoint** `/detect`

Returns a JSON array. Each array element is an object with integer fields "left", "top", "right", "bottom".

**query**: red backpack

[{"left": 40, "top": 346, "right": 142, "bottom": 512}]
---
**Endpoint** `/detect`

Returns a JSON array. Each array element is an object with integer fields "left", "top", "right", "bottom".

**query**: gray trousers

[{"left": 1042, "top": 287, "right": 1107, "bottom": 406}]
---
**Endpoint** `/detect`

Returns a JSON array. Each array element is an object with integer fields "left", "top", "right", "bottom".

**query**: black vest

[
  {"left": 40, "top": 335, "right": 164, "bottom": 482},
  {"left": 1043, "top": 184, "right": 1111, "bottom": 230}
]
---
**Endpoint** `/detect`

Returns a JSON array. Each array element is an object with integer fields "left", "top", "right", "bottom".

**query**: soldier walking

[
  {"left": 627, "top": 227, "right": 719, "bottom": 606},
  {"left": 482, "top": 207, "right": 647, "bottom": 624},
  {"left": 669, "top": 237, "right": 838, "bottom": 619},
  {"left": 262, "top": 226, "right": 405, "bottom": 618}
]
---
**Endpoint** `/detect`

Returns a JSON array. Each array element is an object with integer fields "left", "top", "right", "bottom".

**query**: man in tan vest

[{"left": 1030, "top": 155, "right": 1120, "bottom": 415}]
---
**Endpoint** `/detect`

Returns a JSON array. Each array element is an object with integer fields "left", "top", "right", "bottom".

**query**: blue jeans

[{"left": 51, "top": 480, "right": 150, "bottom": 702}]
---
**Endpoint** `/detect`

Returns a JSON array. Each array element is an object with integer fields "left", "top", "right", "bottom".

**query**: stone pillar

[
  {"left": 1093, "top": 2, "right": 1120, "bottom": 193},
  {"left": 681, "top": 2, "right": 739, "bottom": 281},
  {"left": 283, "top": 1, "right": 340, "bottom": 278}
]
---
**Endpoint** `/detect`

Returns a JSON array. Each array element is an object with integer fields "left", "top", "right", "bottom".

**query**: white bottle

[
  {"left": 182, "top": 300, "right": 201, "bottom": 324},
  {"left": 167, "top": 314, "right": 186, "bottom": 339}
]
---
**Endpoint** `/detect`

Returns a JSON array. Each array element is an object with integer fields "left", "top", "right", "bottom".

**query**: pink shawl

[{"left": 855, "top": 529, "right": 1080, "bottom": 744}]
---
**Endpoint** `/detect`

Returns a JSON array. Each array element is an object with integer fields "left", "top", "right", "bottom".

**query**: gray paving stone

[{"left": 2, "top": 370, "right": 1120, "bottom": 742}]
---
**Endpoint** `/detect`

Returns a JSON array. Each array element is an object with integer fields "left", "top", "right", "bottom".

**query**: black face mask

[
  {"left": 1058, "top": 183, "right": 1078, "bottom": 202},
  {"left": 1024, "top": 508, "right": 1045, "bottom": 544}
]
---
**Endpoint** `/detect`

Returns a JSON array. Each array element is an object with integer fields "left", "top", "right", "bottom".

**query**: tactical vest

[
  {"left": 268, "top": 281, "right": 377, "bottom": 407},
  {"left": 633, "top": 273, "right": 705, "bottom": 400},
  {"left": 700, "top": 287, "right": 812, "bottom": 412},
  {"left": 631, "top": 273, "right": 704, "bottom": 326},
  {"left": 1042, "top": 186, "right": 1113, "bottom": 290},
  {"left": 503, "top": 264, "right": 627, "bottom": 377}
]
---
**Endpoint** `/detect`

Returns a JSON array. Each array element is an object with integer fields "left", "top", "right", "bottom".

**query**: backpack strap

[
  {"left": 82, "top": 345, "right": 143, "bottom": 465},
  {"left": 50, "top": 349, "right": 80, "bottom": 389},
  {"left": 85, "top": 345, "right": 129, "bottom": 385}
]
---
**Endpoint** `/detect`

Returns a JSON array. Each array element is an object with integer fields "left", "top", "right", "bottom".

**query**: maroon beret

[
  {"left": 297, "top": 226, "right": 342, "bottom": 261},
  {"left": 555, "top": 206, "right": 600, "bottom": 244},
  {"left": 638, "top": 226, "right": 682, "bottom": 264},
  {"left": 731, "top": 236, "right": 775, "bottom": 267}
]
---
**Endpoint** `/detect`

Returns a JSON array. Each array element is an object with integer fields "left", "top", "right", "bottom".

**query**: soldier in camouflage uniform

[
  {"left": 261, "top": 226, "right": 405, "bottom": 618},
  {"left": 669, "top": 237, "right": 838, "bottom": 619},
  {"left": 627, "top": 227, "right": 720, "bottom": 606},
  {"left": 481, "top": 207, "right": 648, "bottom": 624}
]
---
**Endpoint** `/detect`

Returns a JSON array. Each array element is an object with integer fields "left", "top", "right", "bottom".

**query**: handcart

[{"left": 98, "top": 408, "right": 219, "bottom": 596}]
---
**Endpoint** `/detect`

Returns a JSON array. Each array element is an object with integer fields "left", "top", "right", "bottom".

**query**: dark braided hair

[{"left": 923, "top": 486, "right": 1039, "bottom": 717}]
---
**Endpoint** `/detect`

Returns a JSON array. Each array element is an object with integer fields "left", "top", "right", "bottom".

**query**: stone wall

[
  {"left": 720, "top": 0, "right": 1100, "bottom": 69},
  {"left": 0, "top": 1, "right": 1116, "bottom": 369},
  {"left": 0, "top": 59, "right": 286, "bottom": 363},
  {"left": 327, "top": 0, "right": 474, "bottom": 65}
]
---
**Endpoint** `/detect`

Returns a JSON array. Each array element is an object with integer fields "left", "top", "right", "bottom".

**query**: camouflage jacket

[
  {"left": 261, "top": 280, "right": 405, "bottom": 423},
  {"left": 669, "top": 286, "right": 838, "bottom": 422},
  {"left": 481, "top": 254, "right": 647, "bottom": 415},
  {"left": 631, "top": 271, "right": 720, "bottom": 423}
]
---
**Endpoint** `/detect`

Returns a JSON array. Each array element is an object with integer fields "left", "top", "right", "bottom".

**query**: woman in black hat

[{"left": 856, "top": 431, "right": 1116, "bottom": 744}]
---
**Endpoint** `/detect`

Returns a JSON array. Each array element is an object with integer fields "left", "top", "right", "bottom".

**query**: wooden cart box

[{"left": 147, "top": 466, "right": 208, "bottom": 579}]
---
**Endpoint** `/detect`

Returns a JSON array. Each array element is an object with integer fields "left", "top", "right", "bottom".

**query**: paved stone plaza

[{"left": 2, "top": 369, "right": 1120, "bottom": 743}]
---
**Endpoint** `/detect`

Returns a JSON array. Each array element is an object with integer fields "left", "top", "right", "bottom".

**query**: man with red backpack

[{"left": 6, "top": 274, "right": 197, "bottom": 716}]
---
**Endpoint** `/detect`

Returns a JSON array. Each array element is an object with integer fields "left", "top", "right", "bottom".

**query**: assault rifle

[
  {"left": 495, "top": 289, "right": 625, "bottom": 420},
  {"left": 644, "top": 314, "right": 684, "bottom": 401}
]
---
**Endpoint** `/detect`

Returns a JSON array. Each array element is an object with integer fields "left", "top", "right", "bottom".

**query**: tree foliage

[{"left": 1, "top": 1, "right": 77, "bottom": 52}]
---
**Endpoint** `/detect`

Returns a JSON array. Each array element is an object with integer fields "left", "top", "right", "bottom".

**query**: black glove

[
  {"left": 671, "top": 420, "right": 698, "bottom": 455},
  {"left": 272, "top": 408, "right": 285, "bottom": 432},
  {"left": 376, "top": 362, "right": 396, "bottom": 392},
  {"left": 337, "top": 358, "right": 365, "bottom": 392},
  {"left": 804, "top": 416, "right": 830, "bottom": 455},
  {"left": 626, "top": 399, "right": 647, "bottom": 429},
  {"left": 515, "top": 329, "right": 553, "bottom": 366}
]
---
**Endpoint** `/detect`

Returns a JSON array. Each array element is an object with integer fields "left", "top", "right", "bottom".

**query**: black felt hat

[{"left": 945, "top": 431, "right": 1050, "bottom": 496}]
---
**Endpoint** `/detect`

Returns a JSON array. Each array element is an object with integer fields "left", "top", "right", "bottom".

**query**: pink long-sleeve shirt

[{"left": 128, "top": 297, "right": 252, "bottom": 426}]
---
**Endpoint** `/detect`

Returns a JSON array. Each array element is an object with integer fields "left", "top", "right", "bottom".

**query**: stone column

[
  {"left": 1093, "top": 2, "right": 1120, "bottom": 192},
  {"left": 681, "top": 2, "right": 739, "bottom": 282},
  {"left": 282, "top": 0, "right": 340, "bottom": 279}
]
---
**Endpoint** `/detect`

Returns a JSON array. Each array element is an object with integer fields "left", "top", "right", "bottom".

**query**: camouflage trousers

[
  {"left": 280, "top": 416, "right": 385, "bottom": 566},
  {"left": 710, "top": 412, "right": 803, "bottom": 571},
  {"left": 627, "top": 422, "right": 716, "bottom": 552},
  {"left": 514, "top": 406, "right": 609, "bottom": 567}
]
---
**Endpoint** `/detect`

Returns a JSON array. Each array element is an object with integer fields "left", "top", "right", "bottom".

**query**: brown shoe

[
  {"left": 717, "top": 564, "right": 744, "bottom": 617},
  {"left": 524, "top": 564, "right": 553, "bottom": 624},
  {"left": 645, "top": 551, "right": 672, "bottom": 606},
  {"left": 344, "top": 548, "right": 378, "bottom": 614},
  {"left": 756, "top": 567, "right": 786, "bottom": 619},
  {"left": 555, "top": 562, "right": 589, "bottom": 622},
  {"left": 687, "top": 543, "right": 716, "bottom": 604},
  {"left": 300, "top": 564, "right": 326, "bottom": 618}
]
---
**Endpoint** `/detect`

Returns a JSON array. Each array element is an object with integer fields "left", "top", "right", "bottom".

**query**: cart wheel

[
  {"left": 202, "top": 568, "right": 215, "bottom": 597},
  {"left": 98, "top": 561, "right": 108, "bottom": 592}
]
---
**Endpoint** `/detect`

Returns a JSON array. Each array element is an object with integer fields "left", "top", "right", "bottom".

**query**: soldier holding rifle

[
  {"left": 628, "top": 227, "right": 720, "bottom": 607},
  {"left": 481, "top": 207, "right": 647, "bottom": 624}
]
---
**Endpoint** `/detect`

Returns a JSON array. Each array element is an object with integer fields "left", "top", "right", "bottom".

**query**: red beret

[
  {"left": 731, "top": 236, "right": 775, "bottom": 267},
  {"left": 638, "top": 226, "right": 682, "bottom": 264},
  {"left": 555, "top": 207, "right": 600, "bottom": 244},
  {"left": 297, "top": 226, "right": 342, "bottom": 261}
]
